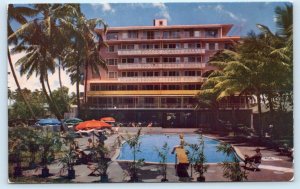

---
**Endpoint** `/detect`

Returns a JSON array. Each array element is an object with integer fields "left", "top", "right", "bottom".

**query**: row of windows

[
  {"left": 117, "top": 43, "right": 203, "bottom": 50},
  {"left": 106, "top": 29, "right": 219, "bottom": 40},
  {"left": 88, "top": 97, "right": 196, "bottom": 104},
  {"left": 109, "top": 56, "right": 203, "bottom": 64},
  {"left": 90, "top": 84, "right": 201, "bottom": 91},
  {"left": 119, "top": 71, "right": 202, "bottom": 77},
  {"left": 108, "top": 42, "right": 221, "bottom": 52}
]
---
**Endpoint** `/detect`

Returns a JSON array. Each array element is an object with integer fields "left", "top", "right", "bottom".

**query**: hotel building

[{"left": 86, "top": 19, "right": 251, "bottom": 127}]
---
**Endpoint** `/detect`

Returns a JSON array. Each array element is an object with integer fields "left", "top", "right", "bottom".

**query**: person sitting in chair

[{"left": 244, "top": 148, "right": 262, "bottom": 171}]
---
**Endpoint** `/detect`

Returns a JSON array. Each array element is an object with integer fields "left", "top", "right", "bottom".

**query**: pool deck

[{"left": 19, "top": 127, "right": 293, "bottom": 182}]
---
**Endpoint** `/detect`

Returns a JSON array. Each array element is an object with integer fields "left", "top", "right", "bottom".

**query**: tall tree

[
  {"left": 63, "top": 12, "right": 107, "bottom": 118},
  {"left": 7, "top": 4, "right": 38, "bottom": 120},
  {"left": 9, "top": 4, "right": 81, "bottom": 126}
]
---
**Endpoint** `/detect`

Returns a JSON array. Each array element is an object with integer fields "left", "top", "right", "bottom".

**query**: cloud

[
  {"left": 102, "top": 3, "right": 115, "bottom": 13},
  {"left": 91, "top": 3, "right": 115, "bottom": 13},
  {"left": 152, "top": 3, "right": 171, "bottom": 20},
  {"left": 213, "top": 4, "right": 246, "bottom": 23},
  {"left": 198, "top": 5, "right": 203, "bottom": 10}
]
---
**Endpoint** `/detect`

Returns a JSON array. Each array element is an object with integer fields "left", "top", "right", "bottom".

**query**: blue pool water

[{"left": 117, "top": 134, "right": 237, "bottom": 163}]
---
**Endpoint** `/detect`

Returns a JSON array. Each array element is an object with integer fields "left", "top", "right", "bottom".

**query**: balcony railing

[
  {"left": 117, "top": 62, "right": 206, "bottom": 70},
  {"left": 117, "top": 48, "right": 205, "bottom": 56},
  {"left": 87, "top": 90, "right": 199, "bottom": 96},
  {"left": 117, "top": 76, "right": 204, "bottom": 83},
  {"left": 88, "top": 103, "right": 196, "bottom": 109}
]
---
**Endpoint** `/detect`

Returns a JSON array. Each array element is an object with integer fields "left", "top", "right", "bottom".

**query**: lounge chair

[{"left": 244, "top": 155, "right": 261, "bottom": 172}]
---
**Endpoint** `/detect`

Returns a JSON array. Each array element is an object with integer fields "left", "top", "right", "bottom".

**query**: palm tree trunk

[
  {"left": 8, "top": 48, "right": 37, "bottom": 120},
  {"left": 256, "top": 93, "right": 263, "bottom": 141},
  {"left": 84, "top": 60, "right": 88, "bottom": 104},
  {"left": 40, "top": 75, "right": 65, "bottom": 132},
  {"left": 58, "top": 57, "right": 64, "bottom": 91},
  {"left": 76, "top": 61, "right": 81, "bottom": 118},
  {"left": 267, "top": 92, "right": 274, "bottom": 120}
]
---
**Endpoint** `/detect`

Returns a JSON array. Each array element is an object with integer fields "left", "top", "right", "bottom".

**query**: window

[
  {"left": 169, "top": 71, "right": 179, "bottom": 76},
  {"left": 128, "top": 31, "right": 138, "bottom": 39},
  {"left": 215, "top": 43, "right": 219, "bottom": 50},
  {"left": 108, "top": 45, "right": 115, "bottom": 52},
  {"left": 154, "top": 31, "right": 161, "bottom": 39},
  {"left": 143, "top": 31, "right": 154, "bottom": 39},
  {"left": 184, "top": 71, "right": 196, "bottom": 76},
  {"left": 127, "top": 72, "right": 138, "bottom": 77},
  {"left": 120, "top": 44, "right": 134, "bottom": 50},
  {"left": 159, "top": 21, "right": 163, "bottom": 26},
  {"left": 163, "top": 31, "right": 169, "bottom": 39},
  {"left": 146, "top": 57, "right": 160, "bottom": 63},
  {"left": 90, "top": 84, "right": 100, "bottom": 91},
  {"left": 121, "top": 58, "right": 139, "bottom": 63},
  {"left": 209, "top": 43, "right": 215, "bottom": 50},
  {"left": 188, "top": 57, "right": 196, "bottom": 62},
  {"left": 127, "top": 85, "right": 138, "bottom": 90},
  {"left": 145, "top": 97, "right": 154, "bottom": 103},
  {"left": 108, "top": 72, "right": 118, "bottom": 78},
  {"left": 183, "top": 30, "right": 193, "bottom": 38},
  {"left": 184, "top": 71, "right": 201, "bottom": 76},
  {"left": 183, "top": 85, "right": 196, "bottom": 90},
  {"left": 122, "top": 32, "right": 128, "bottom": 39},
  {"left": 169, "top": 85, "right": 180, "bottom": 90},
  {"left": 194, "top": 31, "right": 200, "bottom": 37},
  {"left": 106, "top": 32, "right": 118, "bottom": 40},
  {"left": 205, "top": 29, "right": 218, "bottom": 38},
  {"left": 106, "top": 59, "right": 118, "bottom": 66},
  {"left": 143, "top": 72, "right": 152, "bottom": 77},
  {"left": 163, "top": 57, "right": 176, "bottom": 63},
  {"left": 171, "top": 31, "right": 180, "bottom": 38}
]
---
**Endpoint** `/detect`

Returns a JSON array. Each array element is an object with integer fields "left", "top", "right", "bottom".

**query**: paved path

[{"left": 16, "top": 127, "right": 294, "bottom": 182}]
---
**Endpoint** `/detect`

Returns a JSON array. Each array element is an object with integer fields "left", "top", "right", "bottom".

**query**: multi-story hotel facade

[{"left": 86, "top": 19, "right": 252, "bottom": 128}]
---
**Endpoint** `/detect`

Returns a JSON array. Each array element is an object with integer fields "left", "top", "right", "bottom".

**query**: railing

[
  {"left": 117, "top": 76, "right": 204, "bottom": 83},
  {"left": 87, "top": 90, "right": 200, "bottom": 96},
  {"left": 88, "top": 103, "right": 196, "bottom": 109},
  {"left": 106, "top": 34, "right": 221, "bottom": 41},
  {"left": 118, "top": 48, "right": 205, "bottom": 56},
  {"left": 117, "top": 62, "right": 206, "bottom": 69}
]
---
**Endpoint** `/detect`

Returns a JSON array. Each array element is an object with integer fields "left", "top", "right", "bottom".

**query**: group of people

[{"left": 69, "top": 130, "right": 109, "bottom": 164}]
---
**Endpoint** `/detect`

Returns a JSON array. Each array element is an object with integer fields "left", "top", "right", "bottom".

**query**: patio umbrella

[
  {"left": 35, "top": 118, "right": 61, "bottom": 126},
  {"left": 35, "top": 118, "right": 62, "bottom": 132},
  {"left": 75, "top": 120, "right": 112, "bottom": 131},
  {"left": 64, "top": 118, "right": 83, "bottom": 125},
  {"left": 100, "top": 117, "right": 116, "bottom": 123}
]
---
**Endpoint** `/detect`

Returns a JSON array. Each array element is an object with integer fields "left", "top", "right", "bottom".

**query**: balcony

[
  {"left": 117, "top": 48, "right": 205, "bottom": 56},
  {"left": 87, "top": 90, "right": 199, "bottom": 96},
  {"left": 88, "top": 103, "right": 196, "bottom": 110},
  {"left": 117, "top": 76, "right": 204, "bottom": 83},
  {"left": 117, "top": 63, "right": 206, "bottom": 70}
]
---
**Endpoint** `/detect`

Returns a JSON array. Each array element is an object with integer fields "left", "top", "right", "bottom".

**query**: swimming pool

[{"left": 117, "top": 134, "right": 237, "bottom": 163}]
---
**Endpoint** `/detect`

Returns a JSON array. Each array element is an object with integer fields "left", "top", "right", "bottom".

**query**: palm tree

[
  {"left": 196, "top": 49, "right": 237, "bottom": 131},
  {"left": 7, "top": 4, "right": 38, "bottom": 120},
  {"left": 63, "top": 12, "right": 107, "bottom": 118},
  {"left": 9, "top": 4, "right": 82, "bottom": 125}
]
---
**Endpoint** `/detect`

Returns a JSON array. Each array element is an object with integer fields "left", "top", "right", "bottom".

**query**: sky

[{"left": 8, "top": 1, "right": 291, "bottom": 94}]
